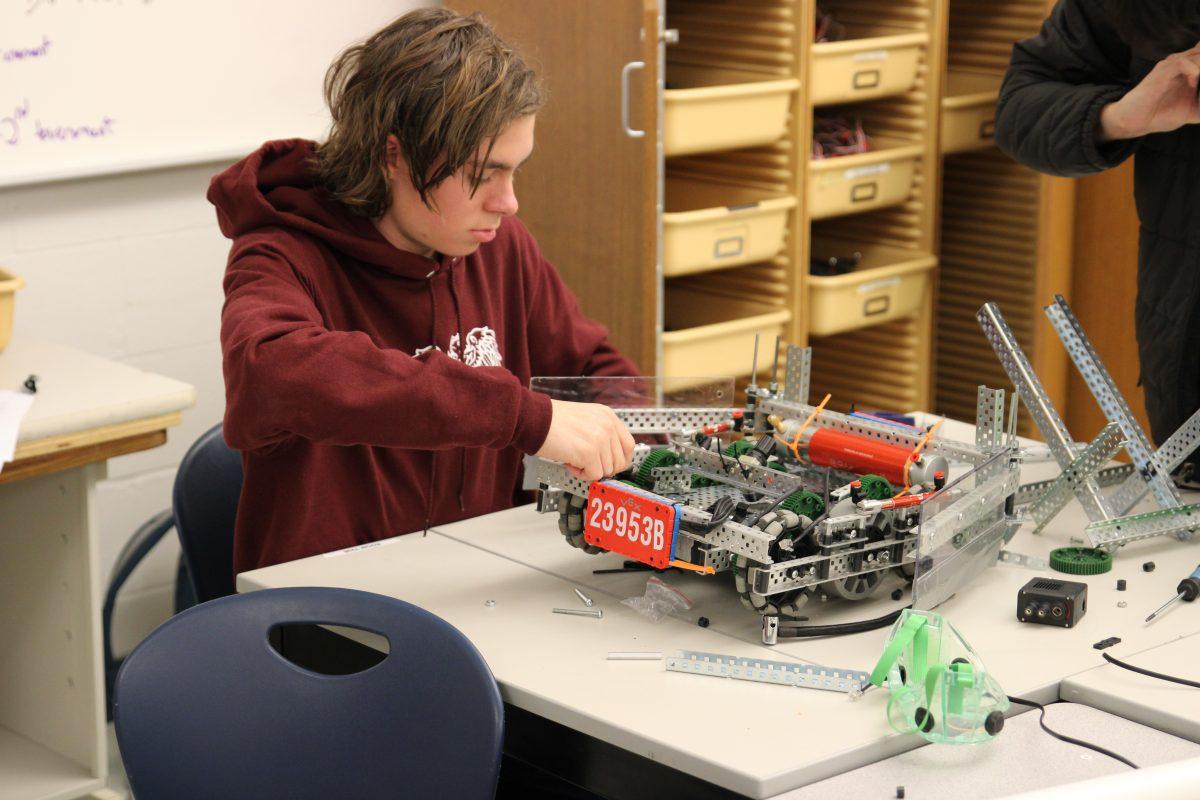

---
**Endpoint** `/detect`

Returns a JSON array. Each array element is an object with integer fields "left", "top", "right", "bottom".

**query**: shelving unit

[
  {"left": 934, "top": 0, "right": 1073, "bottom": 435},
  {"left": 453, "top": 0, "right": 1080, "bottom": 428}
]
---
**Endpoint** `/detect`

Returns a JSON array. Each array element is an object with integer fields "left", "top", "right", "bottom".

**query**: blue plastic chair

[
  {"left": 172, "top": 421, "right": 242, "bottom": 603},
  {"left": 114, "top": 586, "right": 504, "bottom": 799}
]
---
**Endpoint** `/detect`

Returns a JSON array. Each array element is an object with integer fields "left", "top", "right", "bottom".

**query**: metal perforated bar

[
  {"left": 1029, "top": 423, "right": 1123, "bottom": 534},
  {"left": 1108, "top": 407, "right": 1200, "bottom": 515},
  {"left": 1015, "top": 464, "right": 1133, "bottom": 506},
  {"left": 783, "top": 345, "right": 811, "bottom": 404},
  {"left": 1086, "top": 502, "right": 1200, "bottom": 548},
  {"left": 666, "top": 651, "right": 869, "bottom": 693},
  {"left": 977, "top": 302, "right": 1111, "bottom": 521},
  {"left": 675, "top": 443, "right": 810, "bottom": 496},
  {"left": 612, "top": 407, "right": 738, "bottom": 433},
  {"left": 1045, "top": 295, "right": 1180, "bottom": 511},
  {"left": 976, "top": 386, "right": 1005, "bottom": 451}
]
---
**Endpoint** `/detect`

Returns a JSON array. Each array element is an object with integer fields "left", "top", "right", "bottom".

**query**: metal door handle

[{"left": 621, "top": 60, "right": 646, "bottom": 139}]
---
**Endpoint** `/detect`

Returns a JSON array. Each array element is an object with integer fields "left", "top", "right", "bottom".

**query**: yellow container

[
  {"left": 664, "top": 65, "right": 799, "bottom": 156},
  {"left": 0, "top": 268, "right": 23, "bottom": 353},
  {"left": 663, "top": 177, "right": 797, "bottom": 277},
  {"left": 808, "top": 137, "right": 922, "bottom": 220},
  {"left": 662, "top": 285, "right": 790, "bottom": 380},
  {"left": 941, "top": 71, "right": 1002, "bottom": 154},
  {"left": 807, "top": 239, "right": 936, "bottom": 336},
  {"left": 811, "top": 30, "right": 927, "bottom": 106}
]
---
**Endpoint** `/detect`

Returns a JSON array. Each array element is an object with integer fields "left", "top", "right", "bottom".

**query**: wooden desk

[{"left": 0, "top": 340, "right": 195, "bottom": 800}]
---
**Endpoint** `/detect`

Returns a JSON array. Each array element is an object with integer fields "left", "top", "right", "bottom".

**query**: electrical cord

[
  {"left": 777, "top": 605, "right": 908, "bottom": 638},
  {"left": 1005, "top": 695, "right": 1139, "bottom": 770},
  {"left": 1101, "top": 652, "right": 1200, "bottom": 689}
]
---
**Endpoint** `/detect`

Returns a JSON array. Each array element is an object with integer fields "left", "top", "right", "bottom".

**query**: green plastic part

[
  {"left": 1049, "top": 547, "right": 1113, "bottom": 575},
  {"left": 858, "top": 474, "right": 895, "bottom": 501},
  {"left": 871, "top": 609, "right": 1010, "bottom": 745},
  {"left": 635, "top": 449, "right": 678, "bottom": 488},
  {"left": 781, "top": 490, "right": 826, "bottom": 519},
  {"left": 724, "top": 439, "right": 755, "bottom": 458}
]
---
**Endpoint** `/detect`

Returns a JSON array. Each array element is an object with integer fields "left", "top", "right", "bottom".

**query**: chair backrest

[
  {"left": 114, "top": 587, "right": 504, "bottom": 800},
  {"left": 172, "top": 422, "right": 242, "bottom": 602}
]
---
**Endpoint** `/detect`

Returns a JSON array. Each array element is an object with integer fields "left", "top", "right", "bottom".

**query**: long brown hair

[{"left": 314, "top": 8, "right": 543, "bottom": 217}]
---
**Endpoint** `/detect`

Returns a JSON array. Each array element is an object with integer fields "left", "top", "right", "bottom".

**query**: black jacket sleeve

[{"left": 994, "top": 0, "right": 1139, "bottom": 177}]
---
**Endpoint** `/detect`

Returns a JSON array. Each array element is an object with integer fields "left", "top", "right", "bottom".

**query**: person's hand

[
  {"left": 535, "top": 399, "right": 635, "bottom": 481},
  {"left": 1099, "top": 43, "right": 1200, "bottom": 141}
]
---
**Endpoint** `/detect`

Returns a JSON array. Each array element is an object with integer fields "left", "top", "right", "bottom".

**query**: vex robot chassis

[{"left": 531, "top": 343, "right": 1025, "bottom": 643}]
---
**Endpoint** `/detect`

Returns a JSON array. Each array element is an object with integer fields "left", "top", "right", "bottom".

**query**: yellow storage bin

[
  {"left": 808, "top": 137, "right": 922, "bottom": 220},
  {"left": 662, "top": 285, "right": 790, "bottom": 379},
  {"left": 941, "top": 71, "right": 1002, "bottom": 154},
  {"left": 807, "top": 238, "right": 935, "bottom": 336},
  {"left": 811, "top": 30, "right": 927, "bottom": 106},
  {"left": 663, "top": 177, "right": 797, "bottom": 277},
  {"left": 664, "top": 65, "right": 799, "bottom": 156},
  {"left": 0, "top": 268, "right": 23, "bottom": 353}
]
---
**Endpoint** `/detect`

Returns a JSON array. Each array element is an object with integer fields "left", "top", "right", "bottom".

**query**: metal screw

[
  {"left": 484, "top": 599, "right": 495, "bottom": 608},
  {"left": 573, "top": 588, "right": 594, "bottom": 607},
  {"left": 1070, "top": 536, "right": 1085, "bottom": 545},
  {"left": 553, "top": 607, "right": 603, "bottom": 619}
]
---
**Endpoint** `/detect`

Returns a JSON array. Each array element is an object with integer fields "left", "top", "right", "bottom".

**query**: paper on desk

[{"left": 0, "top": 390, "right": 35, "bottom": 473}]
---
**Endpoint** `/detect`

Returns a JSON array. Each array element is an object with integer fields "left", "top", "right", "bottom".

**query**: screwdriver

[{"left": 1145, "top": 563, "right": 1200, "bottom": 624}]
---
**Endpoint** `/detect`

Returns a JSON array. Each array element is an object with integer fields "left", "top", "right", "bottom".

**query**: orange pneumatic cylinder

[{"left": 806, "top": 428, "right": 947, "bottom": 487}]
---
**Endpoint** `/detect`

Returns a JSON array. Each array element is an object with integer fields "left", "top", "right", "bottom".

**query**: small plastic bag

[{"left": 622, "top": 575, "right": 694, "bottom": 622}]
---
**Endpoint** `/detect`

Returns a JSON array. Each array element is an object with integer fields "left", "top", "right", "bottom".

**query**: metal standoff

[{"left": 553, "top": 607, "right": 603, "bottom": 619}]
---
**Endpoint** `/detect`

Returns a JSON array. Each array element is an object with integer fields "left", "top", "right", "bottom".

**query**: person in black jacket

[{"left": 995, "top": 0, "right": 1200, "bottom": 480}]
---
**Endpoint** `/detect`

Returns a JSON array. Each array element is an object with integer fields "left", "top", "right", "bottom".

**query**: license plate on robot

[{"left": 583, "top": 481, "right": 678, "bottom": 569}]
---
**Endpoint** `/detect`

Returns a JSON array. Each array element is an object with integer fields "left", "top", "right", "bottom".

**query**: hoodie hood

[{"left": 208, "top": 138, "right": 440, "bottom": 280}]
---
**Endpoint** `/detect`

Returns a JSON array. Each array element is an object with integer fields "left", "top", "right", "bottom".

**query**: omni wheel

[
  {"left": 557, "top": 493, "right": 604, "bottom": 554},
  {"left": 733, "top": 510, "right": 812, "bottom": 617}
]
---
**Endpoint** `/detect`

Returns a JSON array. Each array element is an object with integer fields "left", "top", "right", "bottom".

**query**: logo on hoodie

[{"left": 413, "top": 325, "right": 503, "bottom": 367}]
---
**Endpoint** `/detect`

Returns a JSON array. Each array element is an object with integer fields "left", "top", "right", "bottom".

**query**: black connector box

[{"left": 1017, "top": 577, "right": 1087, "bottom": 628}]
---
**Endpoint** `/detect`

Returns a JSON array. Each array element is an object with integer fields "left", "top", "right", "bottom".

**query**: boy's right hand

[
  {"left": 1099, "top": 42, "right": 1200, "bottom": 141},
  {"left": 535, "top": 399, "right": 635, "bottom": 481}
]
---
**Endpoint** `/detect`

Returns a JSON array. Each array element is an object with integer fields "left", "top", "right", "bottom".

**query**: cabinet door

[{"left": 447, "top": 0, "right": 661, "bottom": 372}]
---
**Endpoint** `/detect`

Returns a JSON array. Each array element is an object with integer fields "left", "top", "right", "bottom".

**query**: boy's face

[{"left": 376, "top": 114, "right": 535, "bottom": 259}]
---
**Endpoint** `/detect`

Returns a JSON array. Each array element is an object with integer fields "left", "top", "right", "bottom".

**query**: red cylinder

[{"left": 807, "top": 428, "right": 911, "bottom": 485}]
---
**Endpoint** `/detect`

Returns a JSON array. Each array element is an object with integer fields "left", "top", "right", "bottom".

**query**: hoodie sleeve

[
  {"left": 994, "top": 0, "right": 1138, "bottom": 177},
  {"left": 221, "top": 239, "right": 552, "bottom": 454},
  {"left": 518, "top": 231, "right": 641, "bottom": 380}
]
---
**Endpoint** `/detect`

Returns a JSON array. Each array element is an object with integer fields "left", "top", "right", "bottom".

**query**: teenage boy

[{"left": 210, "top": 8, "right": 638, "bottom": 573}]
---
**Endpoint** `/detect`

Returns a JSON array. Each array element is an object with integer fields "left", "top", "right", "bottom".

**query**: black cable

[
  {"left": 777, "top": 605, "right": 907, "bottom": 638},
  {"left": 1102, "top": 652, "right": 1200, "bottom": 689},
  {"left": 1006, "top": 695, "right": 1139, "bottom": 770}
]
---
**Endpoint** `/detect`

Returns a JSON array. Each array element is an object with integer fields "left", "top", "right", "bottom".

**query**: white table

[
  {"left": 0, "top": 340, "right": 195, "bottom": 800},
  {"left": 238, "top": 419, "right": 1200, "bottom": 798}
]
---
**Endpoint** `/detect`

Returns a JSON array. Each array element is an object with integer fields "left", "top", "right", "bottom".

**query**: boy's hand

[
  {"left": 1099, "top": 43, "right": 1200, "bottom": 141},
  {"left": 536, "top": 399, "right": 635, "bottom": 481}
]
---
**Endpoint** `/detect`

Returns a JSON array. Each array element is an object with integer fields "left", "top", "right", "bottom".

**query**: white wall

[{"left": 0, "top": 160, "right": 236, "bottom": 654}]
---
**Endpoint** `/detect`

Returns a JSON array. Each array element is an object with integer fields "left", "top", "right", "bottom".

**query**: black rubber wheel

[
  {"left": 914, "top": 707, "right": 935, "bottom": 734},
  {"left": 985, "top": 710, "right": 1005, "bottom": 736}
]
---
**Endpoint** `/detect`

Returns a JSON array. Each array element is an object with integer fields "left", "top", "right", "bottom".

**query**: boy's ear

[{"left": 383, "top": 134, "right": 403, "bottom": 180}]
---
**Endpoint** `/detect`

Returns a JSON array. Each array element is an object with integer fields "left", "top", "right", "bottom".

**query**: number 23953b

[{"left": 583, "top": 482, "right": 677, "bottom": 569}]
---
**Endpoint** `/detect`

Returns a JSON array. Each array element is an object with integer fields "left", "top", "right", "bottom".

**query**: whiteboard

[{"left": 0, "top": 0, "right": 426, "bottom": 188}]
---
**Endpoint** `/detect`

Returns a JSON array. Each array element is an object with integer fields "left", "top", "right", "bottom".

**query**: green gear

[
  {"left": 724, "top": 439, "right": 755, "bottom": 458},
  {"left": 635, "top": 449, "right": 678, "bottom": 488},
  {"left": 858, "top": 474, "right": 894, "bottom": 501},
  {"left": 781, "top": 490, "right": 826, "bottom": 519},
  {"left": 1049, "top": 547, "right": 1113, "bottom": 575}
]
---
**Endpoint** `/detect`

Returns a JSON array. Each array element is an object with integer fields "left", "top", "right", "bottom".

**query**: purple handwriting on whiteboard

[
  {"left": 2, "top": 36, "right": 53, "bottom": 63},
  {"left": 1, "top": 100, "right": 116, "bottom": 146}
]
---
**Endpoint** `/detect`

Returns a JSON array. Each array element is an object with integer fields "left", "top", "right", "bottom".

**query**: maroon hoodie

[{"left": 209, "top": 139, "right": 638, "bottom": 573}]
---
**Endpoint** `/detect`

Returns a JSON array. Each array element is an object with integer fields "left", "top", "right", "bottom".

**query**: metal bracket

[
  {"left": 783, "top": 345, "right": 811, "bottom": 404},
  {"left": 1045, "top": 295, "right": 1181, "bottom": 513},
  {"left": 977, "top": 302, "right": 1113, "bottom": 522},
  {"left": 1085, "top": 502, "right": 1200, "bottom": 549},
  {"left": 997, "top": 550, "right": 1050, "bottom": 570},
  {"left": 666, "top": 650, "right": 869, "bottom": 693},
  {"left": 1107, "top": 406, "right": 1200, "bottom": 515},
  {"left": 1027, "top": 423, "right": 1123, "bottom": 534},
  {"left": 975, "top": 386, "right": 1006, "bottom": 452},
  {"left": 614, "top": 407, "right": 737, "bottom": 434}
]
